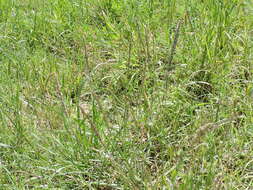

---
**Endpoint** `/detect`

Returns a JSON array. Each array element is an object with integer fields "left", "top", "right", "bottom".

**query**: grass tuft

[{"left": 0, "top": 0, "right": 252, "bottom": 189}]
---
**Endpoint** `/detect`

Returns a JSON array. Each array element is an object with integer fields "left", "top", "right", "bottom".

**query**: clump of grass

[{"left": 0, "top": 0, "right": 252, "bottom": 189}]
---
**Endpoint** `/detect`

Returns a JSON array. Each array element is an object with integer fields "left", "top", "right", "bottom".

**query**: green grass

[{"left": 0, "top": 0, "right": 252, "bottom": 189}]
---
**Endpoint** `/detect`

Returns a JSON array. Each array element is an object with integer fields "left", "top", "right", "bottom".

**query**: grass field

[{"left": 0, "top": 0, "right": 253, "bottom": 189}]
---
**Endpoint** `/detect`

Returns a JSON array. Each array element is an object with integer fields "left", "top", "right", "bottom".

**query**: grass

[{"left": 0, "top": 0, "right": 252, "bottom": 189}]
